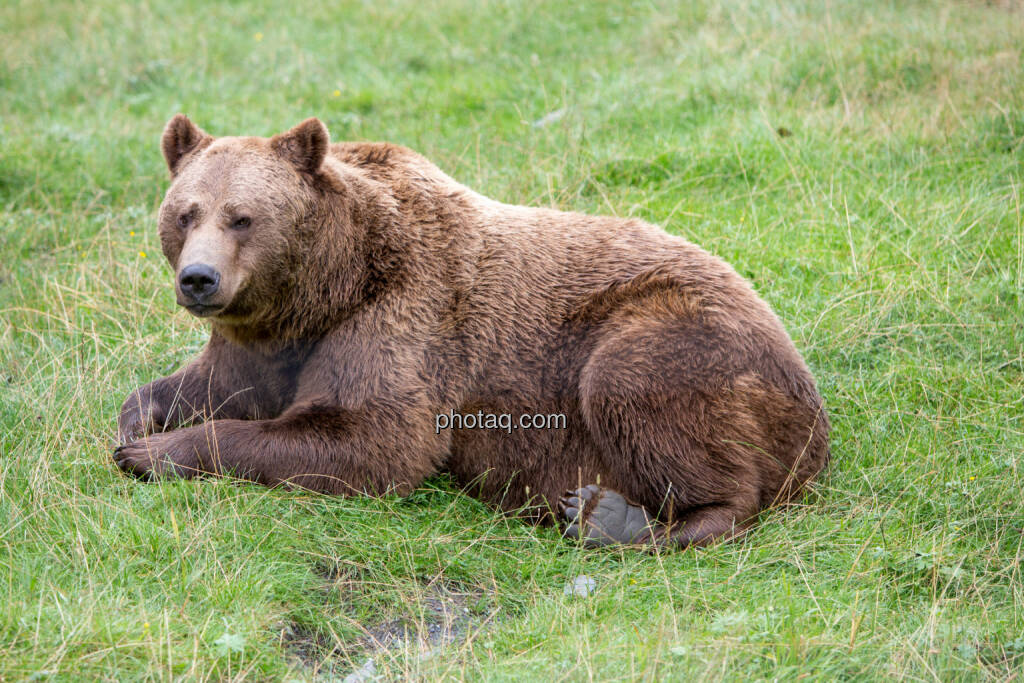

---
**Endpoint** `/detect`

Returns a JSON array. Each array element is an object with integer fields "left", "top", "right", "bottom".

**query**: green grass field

[{"left": 2, "top": 0, "right": 1023, "bottom": 679}]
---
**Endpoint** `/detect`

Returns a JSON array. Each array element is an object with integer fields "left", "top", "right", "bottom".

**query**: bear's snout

[{"left": 178, "top": 263, "right": 221, "bottom": 306}]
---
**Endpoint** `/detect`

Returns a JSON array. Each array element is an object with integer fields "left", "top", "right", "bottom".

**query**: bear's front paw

[{"left": 113, "top": 432, "right": 199, "bottom": 481}]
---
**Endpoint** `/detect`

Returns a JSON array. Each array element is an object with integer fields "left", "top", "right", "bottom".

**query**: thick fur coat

[{"left": 115, "top": 116, "right": 830, "bottom": 547}]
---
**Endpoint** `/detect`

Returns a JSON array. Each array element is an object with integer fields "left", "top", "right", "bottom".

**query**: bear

[{"left": 114, "top": 114, "right": 830, "bottom": 548}]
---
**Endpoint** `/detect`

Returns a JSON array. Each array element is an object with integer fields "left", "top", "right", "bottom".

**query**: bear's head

[{"left": 155, "top": 114, "right": 334, "bottom": 332}]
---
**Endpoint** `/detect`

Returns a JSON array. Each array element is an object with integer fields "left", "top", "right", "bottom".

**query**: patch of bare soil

[
  {"left": 282, "top": 564, "right": 498, "bottom": 680},
  {"left": 358, "top": 581, "right": 484, "bottom": 653}
]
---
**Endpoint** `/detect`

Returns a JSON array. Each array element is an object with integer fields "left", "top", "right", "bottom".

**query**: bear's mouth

[{"left": 184, "top": 303, "right": 225, "bottom": 318}]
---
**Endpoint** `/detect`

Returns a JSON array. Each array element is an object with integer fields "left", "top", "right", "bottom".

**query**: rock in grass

[{"left": 563, "top": 575, "right": 597, "bottom": 597}]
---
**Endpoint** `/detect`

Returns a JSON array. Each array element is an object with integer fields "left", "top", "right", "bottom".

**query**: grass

[{"left": 1, "top": 0, "right": 1022, "bottom": 679}]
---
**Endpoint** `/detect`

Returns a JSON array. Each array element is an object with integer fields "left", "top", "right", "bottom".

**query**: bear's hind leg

[{"left": 574, "top": 307, "right": 772, "bottom": 548}]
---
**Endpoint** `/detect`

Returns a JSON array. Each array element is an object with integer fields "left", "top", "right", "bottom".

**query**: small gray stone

[{"left": 563, "top": 574, "right": 597, "bottom": 597}]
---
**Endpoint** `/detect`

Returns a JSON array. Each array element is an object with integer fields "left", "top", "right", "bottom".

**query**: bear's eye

[
  {"left": 177, "top": 212, "right": 192, "bottom": 229},
  {"left": 231, "top": 216, "right": 252, "bottom": 230}
]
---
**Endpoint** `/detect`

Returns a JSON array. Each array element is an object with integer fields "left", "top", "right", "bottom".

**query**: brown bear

[{"left": 114, "top": 115, "right": 830, "bottom": 548}]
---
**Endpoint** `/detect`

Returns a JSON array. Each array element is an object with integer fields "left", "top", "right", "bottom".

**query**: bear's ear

[
  {"left": 270, "top": 118, "right": 329, "bottom": 175},
  {"left": 161, "top": 114, "right": 212, "bottom": 177}
]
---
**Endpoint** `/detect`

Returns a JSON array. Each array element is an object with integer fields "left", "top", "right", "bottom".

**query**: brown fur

[{"left": 115, "top": 115, "right": 830, "bottom": 547}]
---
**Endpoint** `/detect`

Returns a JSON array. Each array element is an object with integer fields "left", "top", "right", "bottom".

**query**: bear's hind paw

[{"left": 559, "top": 485, "right": 657, "bottom": 547}]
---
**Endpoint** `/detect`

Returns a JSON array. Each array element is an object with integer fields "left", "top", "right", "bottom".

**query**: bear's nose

[{"left": 178, "top": 264, "right": 221, "bottom": 301}]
